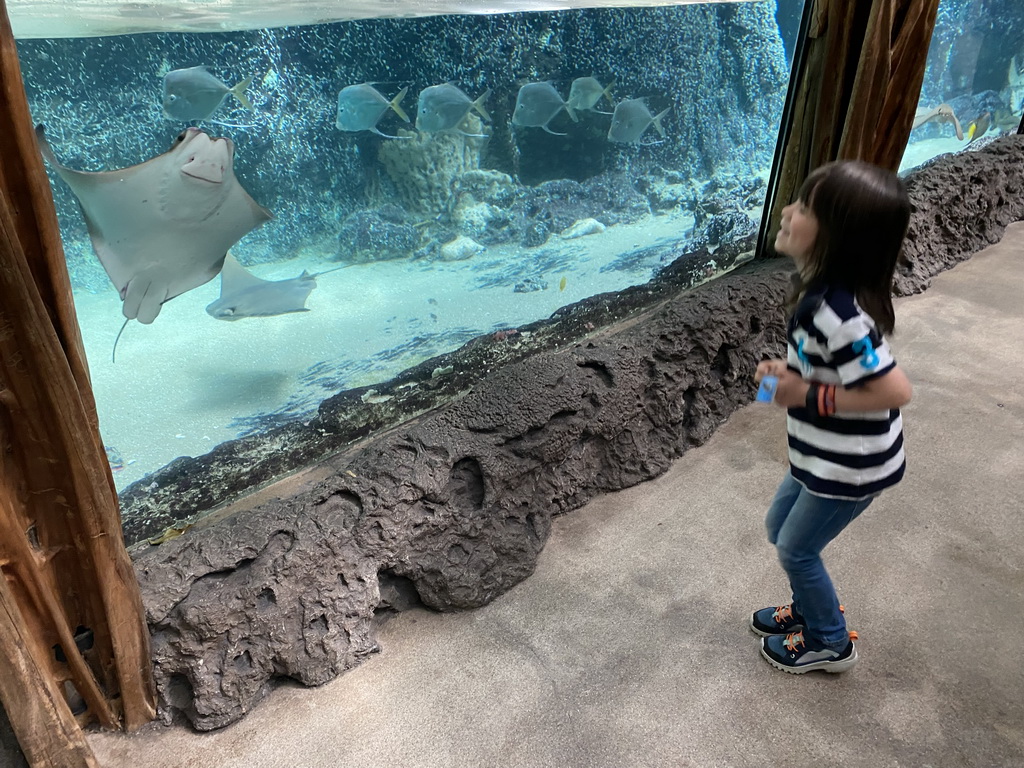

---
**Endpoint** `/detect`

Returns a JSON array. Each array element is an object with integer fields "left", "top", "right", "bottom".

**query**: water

[
  {"left": 900, "top": 0, "right": 1024, "bottom": 172},
  {"left": 14, "top": 1, "right": 802, "bottom": 497}
]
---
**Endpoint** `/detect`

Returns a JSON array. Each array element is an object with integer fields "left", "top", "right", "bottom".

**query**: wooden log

[
  {"left": 839, "top": 0, "right": 941, "bottom": 168},
  {"left": 0, "top": 0, "right": 157, "bottom": 762},
  {"left": 0, "top": 570, "right": 99, "bottom": 768},
  {"left": 767, "top": 0, "right": 940, "bottom": 248}
]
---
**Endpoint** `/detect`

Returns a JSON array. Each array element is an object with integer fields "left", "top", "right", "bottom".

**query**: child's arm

[
  {"left": 833, "top": 366, "right": 912, "bottom": 411},
  {"left": 758, "top": 363, "right": 911, "bottom": 411}
]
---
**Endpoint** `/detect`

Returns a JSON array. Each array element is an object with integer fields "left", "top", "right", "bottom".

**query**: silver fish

[
  {"left": 512, "top": 82, "right": 577, "bottom": 135},
  {"left": 415, "top": 83, "right": 491, "bottom": 136},
  {"left": 607, "top": 98, "right": 671, "bottom": 144},
  {"left": 163, "top": 66, "right": 254, "bottom": 121},
  {"left": 566, "top": 77, "right": 615, "bottom": 113},
  {"left": 336, "top": 83, "right": 411, "bottom": 138}
]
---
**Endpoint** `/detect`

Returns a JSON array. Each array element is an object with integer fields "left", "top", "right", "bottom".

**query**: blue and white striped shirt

[{"left": 786, "top": 285, "right": 905, "bottom": 499}]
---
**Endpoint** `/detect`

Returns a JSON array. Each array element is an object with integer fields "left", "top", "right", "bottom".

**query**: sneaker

[
  {"left": 749, "top": 603, "right": 845, "bottom": 637},
  {"left": 760, "top": 631, "right": 858, "bottom": 674},
  {"left": 749, "top": 603, "right": 805, "bottom": 637}
]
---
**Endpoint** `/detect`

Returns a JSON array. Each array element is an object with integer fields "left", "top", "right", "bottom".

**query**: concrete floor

[{"left": 90, "top": 223, "right": 1024, "bottom": 768}]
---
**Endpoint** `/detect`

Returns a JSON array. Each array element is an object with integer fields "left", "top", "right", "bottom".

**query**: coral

[
  {"left": 646, "top": 180, "right": 695, "bottom": 211},
  {"left": 450, "top": 169, "right": 520, "bottom": 243},
  {"left": 451, "top": 200, "right": 512, "bottom": 243},
  {"left": 377, "top": 116, "right": 487, "bottom": 216},
  {"left": 336, "top": 206, "right": 419, "bottom": 263}
]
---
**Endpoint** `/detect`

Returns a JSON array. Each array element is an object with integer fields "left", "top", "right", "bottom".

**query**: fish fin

[
  {"left": 389, "top": 86, "right": 411, "bottom": 123},
  {"left": 230, "top": 75, "right": 255, "bottom": 110},
  {"left": 652, "top": 106, "right": 671, "bottom": 138},
  {"left": 602, "top": 80, "right": 616, "bottom": 106},
  {"left": 950, "top": 112, "right": 964, "bottom": 141},
  {"left": 370, "top": 127, "right": 409, "bottom": 139},
  {"left": 564, "top": 103, "right": 578, "bottom": 122},
  {"left": 472, "top": 89, "right": 492, "bottom": 121},
  {"left": 912, "top": 106, "right": 940, "bottom": 129},
  {"left": 594, "top": 109, "right": 614, "bottom": 115},
  {"left": 220, "top": 252, "right": 273, "bottom": 292},
  {"left": 542, "top": 124, "right": 568, "bottom": 136},
  {"left": 966, "top": 122, "right": 977, "bottom": 142},
  {"left": 35, "top": 123, "right": 58, "bottom": 165}
]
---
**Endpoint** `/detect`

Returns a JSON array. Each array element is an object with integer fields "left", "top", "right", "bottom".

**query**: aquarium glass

[
  {"left": 900, "top": 0, "right": 1024, "bottom": 172},
  {"left": 14, "top": 0, "right": 804, "bottom": 499}
]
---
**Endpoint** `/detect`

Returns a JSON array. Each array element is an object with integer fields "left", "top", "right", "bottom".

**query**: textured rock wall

[
  {"left": 896, "top": 134, "right": 1024, "bottom": 296},
  {"left": 136, "top": 256, "right": 790, "bottom": 730},
  {"left": 129, "top": 136, "right": 1024, "bottom": 731}
]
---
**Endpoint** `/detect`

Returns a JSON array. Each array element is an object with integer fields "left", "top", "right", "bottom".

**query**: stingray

[
  {"left": 35, "top": 125, "right": 272, "bottom": 358},
  {"left": 205, "top": 252, "right": 348, "bottom": 320}
]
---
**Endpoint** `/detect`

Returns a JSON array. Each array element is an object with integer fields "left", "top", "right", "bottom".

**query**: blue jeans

[{"left": 765, "top": 473, "right": 875, "bottom": 651}]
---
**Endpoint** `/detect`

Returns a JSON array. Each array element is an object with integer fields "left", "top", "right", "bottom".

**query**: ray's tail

[{"left": 111, "top": 318, "right": 130, "bottom": 364}]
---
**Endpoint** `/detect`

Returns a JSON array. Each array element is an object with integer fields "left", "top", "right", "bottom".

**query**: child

[{"left": 751, "top": 160, "right": 913, "bottom": 674}]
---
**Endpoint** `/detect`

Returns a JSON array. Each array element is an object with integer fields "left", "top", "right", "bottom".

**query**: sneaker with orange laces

[
  {"left": 750, "top": 603, "right": 804, "bottom": 636},
  {"left": 749, "top": 603, "right": 845, "bottom": 637},
  {"left": 760, "top": 630, "right": 859, "bottom": 674}
]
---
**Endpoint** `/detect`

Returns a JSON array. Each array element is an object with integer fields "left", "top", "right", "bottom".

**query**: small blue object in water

[{"left": 756, "top": 375, "right": 778, "bottom": 403}]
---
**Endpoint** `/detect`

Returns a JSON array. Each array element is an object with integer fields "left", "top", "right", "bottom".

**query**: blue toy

[{"left": 756, "top": 375, "right": 778, "bottom": 403}]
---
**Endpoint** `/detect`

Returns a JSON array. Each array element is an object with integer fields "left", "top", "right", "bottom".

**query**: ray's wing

[
  {"left": 37, "top": 125, "right": 272, "bottom": 324},
  {"left": 36, "top": 124, "right": 186, "bottom": 296},
  {"left": 211, "top": 254, "right": 315, "bottom": 318},
  {"left": 217, "top": 251, "right": 277, "bottom": 298}
]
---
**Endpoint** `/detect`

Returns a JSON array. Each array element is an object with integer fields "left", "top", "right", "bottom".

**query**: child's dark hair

[{"left": 791, "top": 160, "right": 911, "bottom": 335}]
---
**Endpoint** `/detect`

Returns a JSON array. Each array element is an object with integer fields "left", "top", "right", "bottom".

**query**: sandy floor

[
  {"left": 899, "top": 133, "right": 977, "bottom": 172},
  {"left": 75, "top": 208, "right": 698, "bottom": 490}
]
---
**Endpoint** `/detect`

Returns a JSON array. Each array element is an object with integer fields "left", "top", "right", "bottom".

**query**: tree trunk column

[
  {"left": 766, "top": 0, "right": 941, "bottom": 249},
  {"left": 0, "top": 0, "right": 156, "bottom": 764}
]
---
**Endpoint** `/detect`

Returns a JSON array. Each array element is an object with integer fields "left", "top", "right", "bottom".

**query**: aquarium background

[
  {"left": 901, "top": 0, "right": 1024, "bottom": 171},
  {"left": 15, "top": 1, "right": 804, "bottom": 493}
]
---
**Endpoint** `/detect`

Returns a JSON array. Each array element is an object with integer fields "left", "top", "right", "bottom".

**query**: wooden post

[
  {"left": 766, "top": 0, "right": 941, "bottom": 249},
  {"left": 0, "top": 0, "right": 157, "bottom": 764}
]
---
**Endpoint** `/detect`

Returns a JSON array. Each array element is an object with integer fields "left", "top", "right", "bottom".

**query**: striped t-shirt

[{"left": 785, "top": 285, "right": 905, "bottom": 499}]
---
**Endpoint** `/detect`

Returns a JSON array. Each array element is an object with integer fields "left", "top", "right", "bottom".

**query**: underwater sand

[
  {"left": 900, "top": 135, "right": 974, "bottom": 173},
  {"left": 78, "top": 208, "right": 700, "bottom": 491}
]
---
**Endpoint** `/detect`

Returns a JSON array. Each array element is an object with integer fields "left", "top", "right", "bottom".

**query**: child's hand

[
  {"left": 772, "top": 369, "right": 810, "bottom": 408},
  {"left": 754, "top": 360, "right": 809, "bottom": 408},
  {"left": 755, "top": 359, "right": 788, "bottom": 382}
]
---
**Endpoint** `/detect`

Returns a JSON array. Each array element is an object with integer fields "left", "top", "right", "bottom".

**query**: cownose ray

[
  {"left": 205, "top": 252, "right": 351, "bottom": 320},
  {"left": 34, "top": 125, "right": 273, "bottom": 361}
]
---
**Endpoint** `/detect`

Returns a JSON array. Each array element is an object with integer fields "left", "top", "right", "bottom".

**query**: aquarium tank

[
  {"left": 11, "top": 0, "right": 806, "bottom": 523},
  {"left": 901, "top": 0, "right": 1024, "bottom": 172}
]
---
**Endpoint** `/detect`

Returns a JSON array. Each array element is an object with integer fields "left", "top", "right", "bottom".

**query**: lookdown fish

[
  {"left": 415, "top": 83, "right": 491, "bottom": 137},
  {"left": 163, "top": 66, "right": 254, "bottom": 121},
  {"left": 566, "top": 77, "right": 615, "bottom": 114},
  {"left": 512, "top": 82, "right": 578, "bottom": 135},
  {"left": 607, "top": 98, "right": 671, "bottom": 144},
  {"left": 335, "top": 83, "right": 411, "bottom": 138}
]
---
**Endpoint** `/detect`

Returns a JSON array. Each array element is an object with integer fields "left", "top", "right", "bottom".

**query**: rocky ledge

[{"left": 131, "top": 135, "right": 1024, "bottom": 730}]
